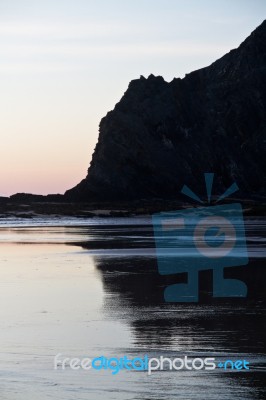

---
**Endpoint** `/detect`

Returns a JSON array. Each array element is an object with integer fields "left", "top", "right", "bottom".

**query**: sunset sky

[{"left": 0, "top": 0, "right": 265, "bottom": 196}]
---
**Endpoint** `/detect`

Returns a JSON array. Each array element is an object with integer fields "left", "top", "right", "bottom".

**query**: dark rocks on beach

[
  {"left": 9, "top": 193, "right": 64, "bottom": 202},
  {"left": 65, "top": 20, "right": 266, "bottom": 201}
]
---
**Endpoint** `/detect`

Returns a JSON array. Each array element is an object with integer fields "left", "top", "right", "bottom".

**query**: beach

[{"left": 0, "top": 217, "right": 265, "bottom": 399}]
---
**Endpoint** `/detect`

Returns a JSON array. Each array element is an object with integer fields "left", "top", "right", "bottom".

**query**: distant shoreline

[{"left": 0, "top": 197, "right": 265, "bottom": 218}]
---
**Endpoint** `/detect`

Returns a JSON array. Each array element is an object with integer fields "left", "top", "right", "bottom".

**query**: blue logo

[{"left": 152, "top": 173, "right": 249, "bottom": 302}]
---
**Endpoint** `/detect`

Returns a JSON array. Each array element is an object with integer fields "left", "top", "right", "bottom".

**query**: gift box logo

[{"left": 152, "top": 173, "right": 249, "bottom": 302}]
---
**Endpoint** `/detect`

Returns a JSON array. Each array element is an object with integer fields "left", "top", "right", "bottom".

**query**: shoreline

[{"left": 0, "top": 197, "right": 266, "bottom": 219}]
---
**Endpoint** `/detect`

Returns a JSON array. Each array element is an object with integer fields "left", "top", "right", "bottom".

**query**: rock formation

[{"left": 66, "top": 20, "right": 266, "bottom": 201}]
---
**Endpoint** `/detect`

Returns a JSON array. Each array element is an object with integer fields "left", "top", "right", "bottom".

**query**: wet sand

[{"left": 0, "top": 218, "right": 265, "bottom": 399}]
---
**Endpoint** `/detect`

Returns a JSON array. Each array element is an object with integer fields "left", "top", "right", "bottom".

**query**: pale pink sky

[{"left": 1, "top": 0, "right": 265, "bottom": 196}]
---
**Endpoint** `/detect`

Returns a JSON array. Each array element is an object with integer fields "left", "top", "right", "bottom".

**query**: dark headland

[{"left": 1, "top": 20, "right": 266, "bottom": 217}]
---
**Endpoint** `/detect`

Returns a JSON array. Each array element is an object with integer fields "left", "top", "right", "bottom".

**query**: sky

[{"left": 0, "top": 0, "right": 265, "bottom": 196}]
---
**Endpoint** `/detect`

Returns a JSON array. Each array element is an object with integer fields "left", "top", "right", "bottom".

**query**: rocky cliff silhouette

[{"left": 66, "top": 20, "right": 266, "bottom": 201}]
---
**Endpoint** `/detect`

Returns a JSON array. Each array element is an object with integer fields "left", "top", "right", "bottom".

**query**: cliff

[{"left": 66, "top": 20, "right": 266, "bottom": 201}]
